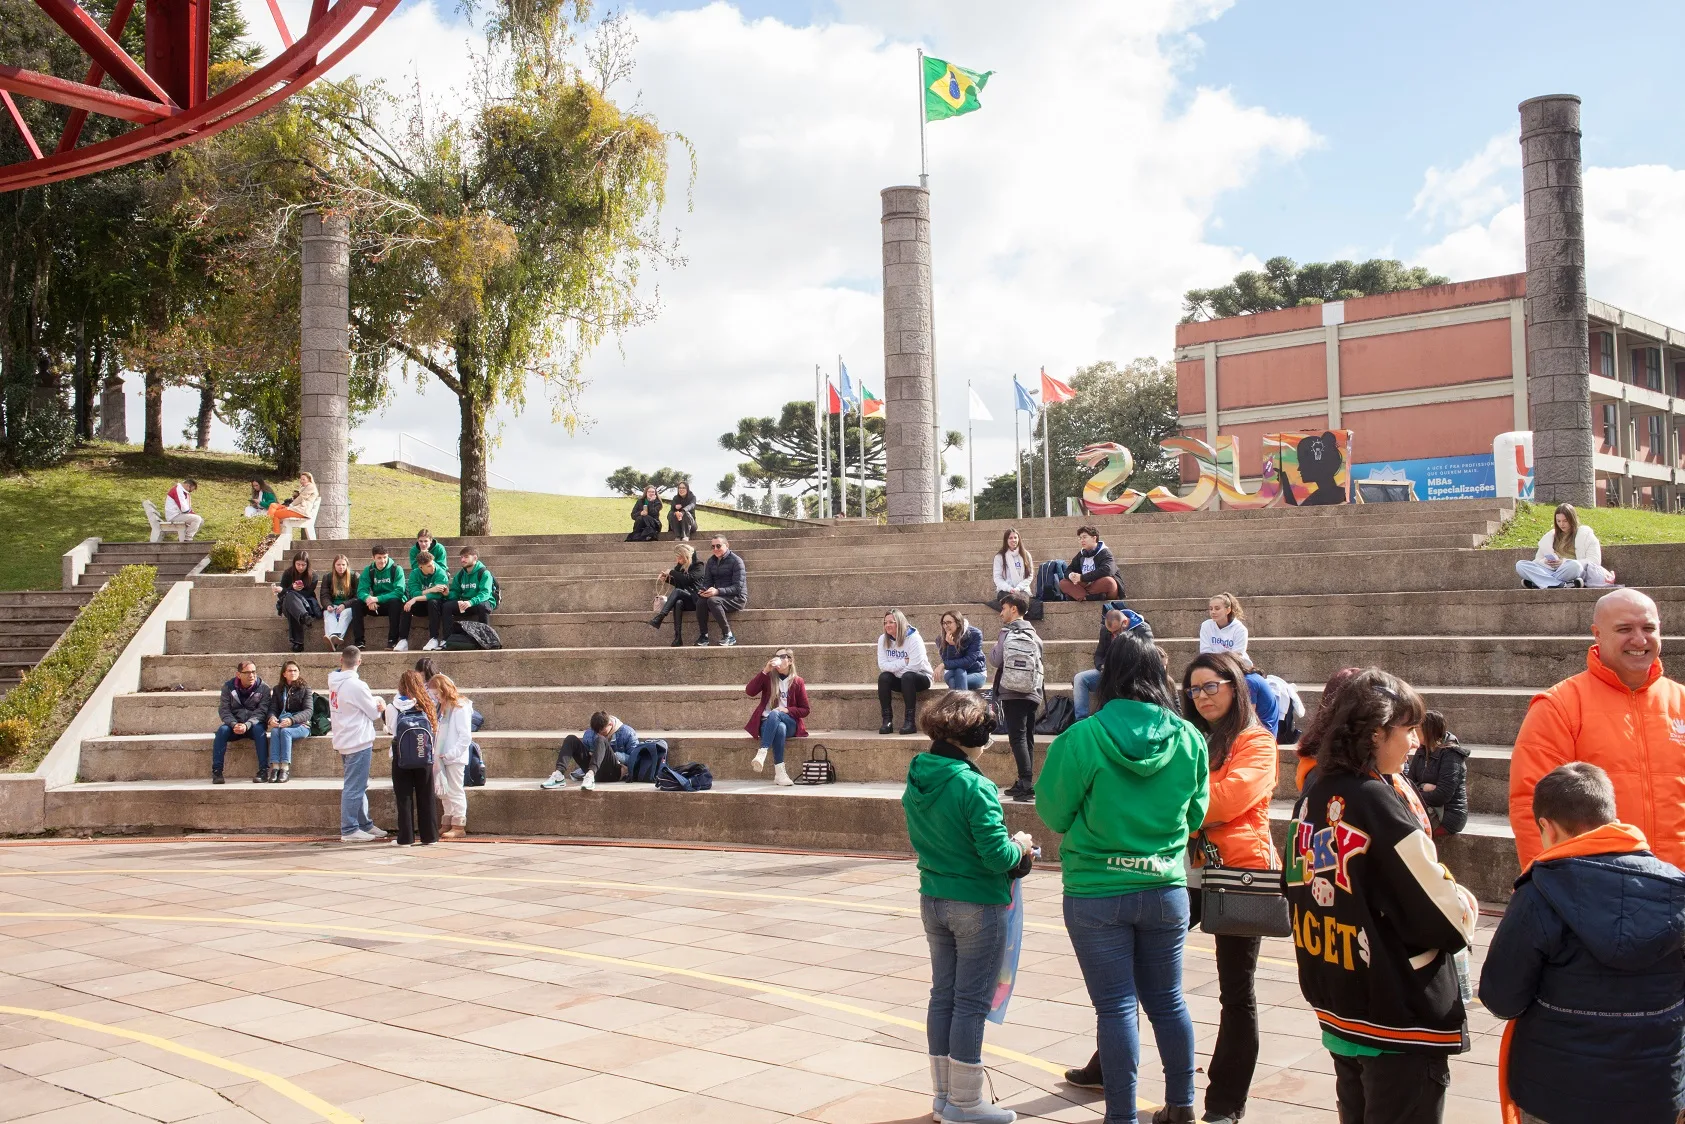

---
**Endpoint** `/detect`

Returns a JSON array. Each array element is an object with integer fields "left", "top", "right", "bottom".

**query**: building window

[
  {"left": 1602, "top": 403, "right": 1619, "bottom": 448},
  {"left": 1650, "top": 414, "right": 1666, "bottom": 458},
  {"left": 1647, "top": 348, "right": 1663, "bottom": 391},
  {"left": 1600, "top": 332, "right": 1615, "bottom": 377}
]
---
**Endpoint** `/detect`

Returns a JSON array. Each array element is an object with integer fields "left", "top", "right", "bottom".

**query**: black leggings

[
  {"left": 391, "top": 764, "right": 437, "bottom": 845},
  {"left": 1001, "top": 699, "right": 1038, "bottom": 782},
  {"left": 1188, "top": 889, "right": 1261, "bottom": 1117},
  {"left": 656, "top": 589, "right": 697, "bottom": 638},
  {"left": 877, "top": 671, "right": 930, "bottom": 723}
]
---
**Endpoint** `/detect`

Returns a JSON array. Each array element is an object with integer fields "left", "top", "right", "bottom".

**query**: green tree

[
  {"left": 976, "top": 357, "right": 1179, "bottom": 520},
  {"left": 605, "top": 465, "right": 690, "bottom": 495},
  {"left": 720, "top": 399, "right": 883, "bottom": 514},
  {"left": 1181, "top": 256, "right": 1448, "bottom": 323}
]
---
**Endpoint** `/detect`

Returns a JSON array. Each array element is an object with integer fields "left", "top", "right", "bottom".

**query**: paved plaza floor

[{"left": 0, "top": 839, "right": 1503, "bottom": 1123}]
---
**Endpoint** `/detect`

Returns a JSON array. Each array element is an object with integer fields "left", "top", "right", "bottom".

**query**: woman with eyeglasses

[
  {"left": 745, "top": 647, "right": 808, "bottom": 786},
  {"left": 1037, "top": 631, "right": 1208, "bottom": 1124}
]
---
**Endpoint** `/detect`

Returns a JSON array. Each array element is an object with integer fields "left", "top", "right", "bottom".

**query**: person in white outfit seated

[
  {"left": 988, "top": 528, "right": 1034, "bottom": 610},
  {"left": 1516, "top": 502, "right": 1615, "bottom": 589},
  {"left": 1198, "top": 592, "right": 1250, "bottom": 658},
  {"left": 877, "top": 609, "right": 935, "bottom": 735},
  {"left": 161, "top": 478, "right": 204, "bottom": 541}
]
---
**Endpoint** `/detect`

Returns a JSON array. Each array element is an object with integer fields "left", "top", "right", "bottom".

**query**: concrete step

[
  {"left": 0, "top": 621, "right": 72, "bottom": 643},
  {"left": 136, "top": 635, "right": 1592, "bottom": 693},
  {"left": 0, "top": 591, "right": 93, "bottom": 608},
  {"left": 0, "top": 647, "right": 50, "bottom": 666},
  {"left": 37, "top": 776, "right": 1520, "bottom": 902},
  {"left": 95, "top": 543, "right": 215, "bottom": 561},
  {"left": 110, "top": 681, "right": 1538, "bottom": 744}
]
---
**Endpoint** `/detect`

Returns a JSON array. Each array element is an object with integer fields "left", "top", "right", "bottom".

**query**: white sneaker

[
  {"left": 752, "top": 747, "right": 768, "bottom": 772},
  {"left": 423, "top": 639, "right": 440, "bottom": 651},
  {"left": 365, "top": 825, "right": 388, "bottom": 839},
  {"left": 540, "top": 771, "right": 567, "bottom": 790},
  {"left": 773, "top": 763, "right": 794, "bottom": 787},
  {"left": 582, "top": 771, "right": 596, "bottom": 791},
  {"left": 394, "top": 639, "right": 410, "bottom": 652},
  {"left": 340, "top": 830, "right": 376, "bottom": 842}
]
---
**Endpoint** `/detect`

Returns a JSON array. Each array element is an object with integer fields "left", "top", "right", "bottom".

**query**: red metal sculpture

[{"left": 0, "top": 0, "right": 399, "bottom": 191}]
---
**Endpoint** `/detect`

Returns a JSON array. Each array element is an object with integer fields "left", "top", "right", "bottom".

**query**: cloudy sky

[{"left": 134, "top": 0, "right": 1685, "bottom": 499}]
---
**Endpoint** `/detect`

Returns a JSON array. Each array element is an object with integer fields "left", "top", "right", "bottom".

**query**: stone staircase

[
  {"left": 34, "top": 500, "right": 1685, "bottom": 902},
  {"left": 72, "top": 540, "right": 210, "bottom": 587},
  {"left": 0, "top": 589, "right": 94, "bottom": 695}
]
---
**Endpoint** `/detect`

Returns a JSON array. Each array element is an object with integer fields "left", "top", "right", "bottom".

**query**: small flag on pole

[
  {"left": 826, "top": 381, "right": 843, "bottom": 415},
  {"left": 1040, "top": 367, "right": 1076, "bottom": 405},
  {"left": 860, "top": 385, "right": 884, "bottom": 418},
  {"left": 839, "top": 361, "right": 857, "bottom": 407},
  {"left": 923, "top": 55, "right": 992, "bottom": 121},
  {"left": 1013, "top": 378, "right": 1038, "bottom": 416},
  {"left": 968, "top": 385, "right": 993, "bottom": 422}
]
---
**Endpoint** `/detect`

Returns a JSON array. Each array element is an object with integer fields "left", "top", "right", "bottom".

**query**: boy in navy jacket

[{"left": 1480, "top": 762, "right": 1685, "bottom": 1124}]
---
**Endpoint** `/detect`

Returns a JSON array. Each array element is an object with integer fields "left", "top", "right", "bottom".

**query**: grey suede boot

[
  {"left": 929, "top": 1055, "right": 949, "bottom": 1121},
  {"left": 942, "top": 1059, "right": 1015, "bottom": 1123}
]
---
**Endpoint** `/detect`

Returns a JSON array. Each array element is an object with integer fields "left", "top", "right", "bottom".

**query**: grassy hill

[
  {"left": 1485, "top": 499, "right": 1685, "bottom": 550},
  {"left": 1, "top": 444, "right": 762, "bottom": 590}
]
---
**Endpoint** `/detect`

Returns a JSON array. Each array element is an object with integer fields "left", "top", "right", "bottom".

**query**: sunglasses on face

[{"left": 1186, "top": 682, "right": 1230, "bottom": 698}]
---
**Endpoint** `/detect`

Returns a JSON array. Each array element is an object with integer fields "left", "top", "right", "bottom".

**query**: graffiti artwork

[{"left": 1079, "top": 431, "right": 1356, "bottom": 514}]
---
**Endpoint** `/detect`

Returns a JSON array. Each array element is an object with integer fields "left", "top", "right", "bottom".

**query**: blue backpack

[
  {"left": 392, "top": 707, "right": 435, "bottom": 769},
  {"left": 627, "top": 739, "right": 669, "bottom": 783},
  {"left": 1037, "top": 560, "right": 1070, "bottom": 602}
]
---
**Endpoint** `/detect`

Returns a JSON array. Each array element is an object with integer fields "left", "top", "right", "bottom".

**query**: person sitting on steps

[
  {"left": 746, "top": 647, "right": 807, "bottom": 787},
  {"left": 668, "top": 481, "right": 698, "bottom": 542},
  {"left": 409, "top": 528, "right": 447, "bottom": 573},
  {"left": 695, "top": 535, "right": 747, "bottom": 647},
  {"left": 273, "top": 550, "right": 318, "bottom": 653},
  {"left": 627, "top": 484, "right": 663, "bottom": 542},
  {"left": 650, "top": 543, "right": 706, "bottom": 646},
  {"left": 1058, "top": 525, "right": 1120, "bottom": 602},
  {"left": 545, "top": 712, "right": 639, "bottom": 791},
  {"left": 447, "top": 546, "right": 497, "bottom": 638},
  {"left": 1405, "top": 709, "right": 1469, "bottom": 838},
  {"left": 1199, "top": 592, "right": 1249, "bottom": 659},
  {"left": 317, "top": 554, "right": 356, "bottom": 650},
  {"left": 352, "top": 545, "right": 407, "bottom": 650},
  {"left": 990, "top": 591, "right": 1045, "bottom": 803},
  {"left": 878, "top": 609, "right": 934, "bottom": 735},
  {"left": 403, "top": 553, "right": 451, "bottom": 652},
  {"left": 988, "top": 528, "right": 1034, "bottom": 610},
  {"left": 1073, "top": 609, "right": 1127, "bottom": 721},
  {"left": 938, "top": 611, "right": 986, "bottom": 692},
  {"left": 1517, "top": 502, "right": 1614, "bottom": 589},
  {"left": 264, "top": 659, "right": 312, "bottom": 784},
  {"left": 212, "top": 659, "right": 271, "bottom": 785}
]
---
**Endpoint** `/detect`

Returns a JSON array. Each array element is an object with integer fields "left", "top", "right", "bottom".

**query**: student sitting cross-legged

[
  {"left": 545, "top": 712, "right": 638, "bottom": 791},
  {"left": 352, "top": 545, "right": 407, "bottom": 650},
  {"left": 212, "top": 659, "right": 270, "bottom": 785},
  {"left": 403, "top": 553, "right": 451, "bottom": 652},
  {"left": 447, "top": 547, "right": 497, "bottom": 637},
  {"left": 1058, "top": 525, "right": 1121, "bottom": 602}
]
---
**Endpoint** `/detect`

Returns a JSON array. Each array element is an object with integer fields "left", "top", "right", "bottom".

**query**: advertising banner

[{"left": 1351, "top": 454, "right": 1497, "bottom": 502}]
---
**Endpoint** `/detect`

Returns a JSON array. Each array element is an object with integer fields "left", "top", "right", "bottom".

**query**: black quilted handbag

[
  {"left": 1197, "top": 837, "right": 1292, "bottom": 938},
  {"left": 794, "top": 744, "right": 837, "bottom": 785}
]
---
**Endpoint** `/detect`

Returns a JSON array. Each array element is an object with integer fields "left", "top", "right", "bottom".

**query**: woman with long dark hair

[
  {"left": 627, "top": 484, "right": 663, "bottom": 542},
  {"left": 264, "top": 659, "right": 312, "bottom": 783},
  {"left": 668, "top": 481, "right": 698, "bottom": 541},
  {"left": 1038, "top": 632, "right": 1207, "bottom": 1123},
  {"left": 272, "top": 551, "right": 317, "bottom": 653},
  {"left": 989, "top": 528, "right": 1034, "bottom": 608}
]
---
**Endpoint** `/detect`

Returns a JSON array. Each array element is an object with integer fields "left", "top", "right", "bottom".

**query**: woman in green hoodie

[
  {"left": 903, "top": 690, "right": 1034, "bottom": 1124},
  {"left": 1038, "top": 631, "right": 1209, "bottom": 1124}
]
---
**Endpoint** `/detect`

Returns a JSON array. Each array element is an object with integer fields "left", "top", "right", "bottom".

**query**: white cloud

[
  {"left": 152, "top": 0, "right": 1317, "bottom": 502},
  {"left": 1410, "top": 129, "right": 1518, "bottom": 229}
]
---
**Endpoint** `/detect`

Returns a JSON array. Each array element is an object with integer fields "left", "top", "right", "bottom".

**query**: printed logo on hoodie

[{"left": 1106, "top": 854, "right": 1175, "bottom": 874}]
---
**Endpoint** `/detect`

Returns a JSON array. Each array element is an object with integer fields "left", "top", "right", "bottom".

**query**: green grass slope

[
  {"left": 1485, "top": 499, "right": 1685, "bottom": 551},
  {"left": 1, "top": 444, "right": 760, "bottom": 590}
]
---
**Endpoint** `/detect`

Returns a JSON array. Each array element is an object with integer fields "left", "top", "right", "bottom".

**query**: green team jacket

[
  {"left": 1036, "top": 698, "right": 1210, "bottom": 897},
  {"left": 409, "top": 541, "right": 448, "bottom": 572},
  {"left": 405, "top": 564, "right": 449, "bottom": 602},
  {"left": 357, "top": 560, "right": 406, "bottom": 604},
  {"left": 448, "top": 561, "right": 495, "bottom": 607},
  {"left": 902, "top": 747, "right": 1023, "bottom": 905}
]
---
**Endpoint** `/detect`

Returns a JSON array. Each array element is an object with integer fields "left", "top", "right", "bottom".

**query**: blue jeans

[
  {"left": 759, "top": 711, "right": 797, "bottom": 765},
  {"left": 1065, "top": 887, "right": 1196, "bottom": 1121},
  {"left": 921, "top": 895, "right": 1008, "bottom": 1065},
  {"left": 268, "top": 723, "right": 310, "bottom": 764},
  {"left": 1072, "top": 668, "right": 1102, "bottom": 719},
  {"left": 943, "top": 669, "right": 986, "bottom": 692},
  {"left": 212, "top": 724, "right": 268, "bottom": 774},
  {"left": 340, "top": 748, "right": 375, "bottom": 836}
]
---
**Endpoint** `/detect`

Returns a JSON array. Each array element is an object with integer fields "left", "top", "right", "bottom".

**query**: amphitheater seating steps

[{"left": 41, "top": 500, "right": 1685, "bottom": 906}]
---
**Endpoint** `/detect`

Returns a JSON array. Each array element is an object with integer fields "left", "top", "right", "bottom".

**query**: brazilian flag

[{"left": 923, "top": 55, "right": 992, "bottom": 122}]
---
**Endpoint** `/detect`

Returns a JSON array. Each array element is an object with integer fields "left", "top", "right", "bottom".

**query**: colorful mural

[{"left": 1079, "top": 431, "right": 1356, "bottom": 514}]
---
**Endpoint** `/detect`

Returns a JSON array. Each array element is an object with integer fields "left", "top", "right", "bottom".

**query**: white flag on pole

[{"left": 968, "top": 385, "right": 993, "bottom": 422}]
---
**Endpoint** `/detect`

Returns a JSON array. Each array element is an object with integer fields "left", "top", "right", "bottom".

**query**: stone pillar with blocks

[{"left": 299, "top": 208, "right": 351, "bottom": 539}]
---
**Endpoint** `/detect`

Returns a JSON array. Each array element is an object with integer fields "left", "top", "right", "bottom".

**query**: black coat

[
  {"left": 275, "top": 568, "right": 318, "bottom": 619},
  {"left": 665, "top": 558, "right": 706, "bottom": 592},
  {"left": 1405, "top": 734, "right": 1470, "bottom": 833},
  {"left": 628, "top": 496, "right": 663, "bottom": 541},
  {"left": 1067, "top": 543, "right": 1119, "bottom": 585},
  {"left": 702, "top": 551, "right": 748, "bottom": 605},
  {"left": 668, "top": 491, "right": 697, "bottom": 528},
  {"left": 269, "top": 682, "right": 313, "bottom": 726}
]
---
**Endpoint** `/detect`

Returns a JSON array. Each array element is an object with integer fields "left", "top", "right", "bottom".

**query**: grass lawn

[
  {"left": 1, "top": 443, "right": 761, "bottom": 591},
  {"left": 1485, "top": 499, "right": 1685, "bottom": 550}
]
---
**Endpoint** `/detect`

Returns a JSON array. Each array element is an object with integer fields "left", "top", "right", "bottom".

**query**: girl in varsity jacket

[{"left": 1284, "top": 669, "right": 1479, "bottom": 1122}]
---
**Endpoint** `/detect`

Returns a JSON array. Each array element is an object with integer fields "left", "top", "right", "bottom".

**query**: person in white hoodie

[
  {"left": 328, "top": 645, "right": 387, "bottom": 843},
  {"left": 877, "top": 609, "right": 934, "bottom": 735},
  {"left": 1516, "top": 502, "right": 1615, "bottom": 589},
  {"left": 429, "top": 673, "right": 474, "bottom": 839},
  {"left": 987, "top": 528, "right": 1035, "bottom": 610},
  {"left": 161, "top": 478, "right": 203, "bottom": 542},
  {"left": 1198, "top": 592, "right": 1250, "bottom": 659}
]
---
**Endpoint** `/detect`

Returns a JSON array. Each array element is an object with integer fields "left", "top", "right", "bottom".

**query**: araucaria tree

[{"left": 341, "top": 8, "right": 682, "bottom": 533}]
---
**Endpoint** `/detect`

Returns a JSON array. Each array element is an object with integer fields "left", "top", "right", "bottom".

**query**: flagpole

[
  {"left": 917, "top": 48, "right": 928, "bottom": 189},
  {"left": 966, "top": 379, "right": 975, "bottom": 521},
  {"left": 1013, "top": 376, "right": 1023, "bottom": 520},
  {"left": 836, "top": 366, "right": 846, "bottom": 519},
  {"left": 814, "top": 364, "right": 825, "bottom": 518},
  {"left": 1042, "top": 388, "right": 1053, "bottom": 519},
  {"left": 858, "top": 399, "right": 867, "bottom": 518}
]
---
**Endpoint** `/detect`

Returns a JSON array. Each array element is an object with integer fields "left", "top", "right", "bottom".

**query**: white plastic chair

[
  {"left": 279, "top": 514, "right": 317, "bottom": 540},
  {"left": 143, "top": 499, "right": 164, "bottom": 543}
]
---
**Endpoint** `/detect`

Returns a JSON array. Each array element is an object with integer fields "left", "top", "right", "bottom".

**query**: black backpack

[
  {"left": 463, "top": 743, "right": 486, "bottom": 786},
  {"left": 656, "top": 762, "right": 713, "bottom": 791},
  {"left": 392, "top": 708, "right": 435, "bottom": 769},
  {"left": 445, "top": 621, "right": 502, "bottom": 650},
  {"left": 489, "top": 576, "right": 502, "bottom": 612},
  {"left": 1035, "top": 696, "right": 1076, "bottom": 736},
  {"left": 1036, "top": 560, "right": 1070, "bottom": 602}
]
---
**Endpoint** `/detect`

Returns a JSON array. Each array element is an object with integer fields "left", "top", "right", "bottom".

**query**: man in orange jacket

[{"left": 1510, "top": 588, "right": 1685, "bottom": 869}]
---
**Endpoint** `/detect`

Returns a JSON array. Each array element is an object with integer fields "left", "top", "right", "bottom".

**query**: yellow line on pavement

[
  {"left": 0, "top": 1004, "right": 358, "bottom": 1124},
  {"left": 0, "top": 865, "right": 1304, "bottom": 970},
  {"left": 0, "top": 908, "right": 1074, "bottom": 1081}
]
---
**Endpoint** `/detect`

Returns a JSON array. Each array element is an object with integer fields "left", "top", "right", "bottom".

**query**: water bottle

[{"left": 1453, "top": 949, "right": 1474, "bottom": 1003}]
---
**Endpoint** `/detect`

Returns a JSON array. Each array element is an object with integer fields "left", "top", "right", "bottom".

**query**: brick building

[{"left": 1172, "top": 275, "right": 1685, "bottom": 508}]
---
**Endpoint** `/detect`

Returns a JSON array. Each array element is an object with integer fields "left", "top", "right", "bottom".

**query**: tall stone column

[
  {"left": 881, "top": 186, "right": 937, "bottom": 525},
  {"left": 96, "top": 364, "right": 126, "bottom": 442},
  {"left": 300, "top": 208, "right": 351, "bottom": 539},
  {"left": 1520, "top": 95, "right": 1594, "bottom": 506}
]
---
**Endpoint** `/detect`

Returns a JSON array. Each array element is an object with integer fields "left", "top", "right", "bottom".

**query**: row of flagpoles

[{"left": 811, "top": 362, "right": 1075, "bottom": 520}]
